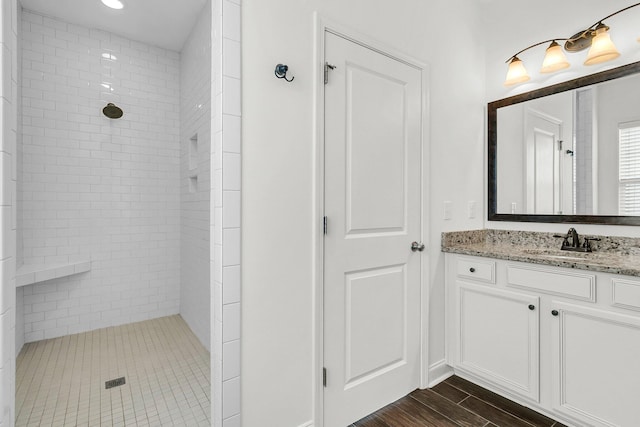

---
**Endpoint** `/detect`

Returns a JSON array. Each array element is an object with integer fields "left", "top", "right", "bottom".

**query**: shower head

[{"left": 103, "top": 103, "right": 123, "bottom": 119}]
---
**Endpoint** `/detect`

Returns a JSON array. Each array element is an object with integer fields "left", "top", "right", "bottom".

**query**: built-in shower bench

[{"left": 15, "top": 259, "right": 91, "bottom": 287}]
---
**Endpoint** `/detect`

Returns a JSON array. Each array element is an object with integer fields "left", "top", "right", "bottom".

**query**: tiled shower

[
  {"left": 17, "top": 9, "right": 184, "bottom": 346},
  {"left": 0, "top": 0, "right": 242, "bottom": 425}
]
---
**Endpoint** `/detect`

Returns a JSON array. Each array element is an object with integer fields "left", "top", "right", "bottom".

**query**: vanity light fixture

[
  {"left": 584, "top": 24, "right": 620, "bottom": 65},
  {"left": 504, "top": 56, "right": 531, "bottom": 86},
  {"left": 504, "top": 1, "right": 640, "bottom": 85},
  {"left": 540, "top": 41, "right": 570, "bottom": 73},
  {"left": 101, "top": 0, "right": 124, "bottom": 10}
]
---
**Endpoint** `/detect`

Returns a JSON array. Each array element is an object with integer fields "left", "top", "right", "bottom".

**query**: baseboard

[
  {"left": 298, "top": 421, "right": 314, "bottom": 427},
  {"left": 428, "top": 359, "right": 454, "bottom": 387}
]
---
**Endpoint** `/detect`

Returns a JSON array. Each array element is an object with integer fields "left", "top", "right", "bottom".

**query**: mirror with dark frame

[{"left": 488, "top": 61, "right": 640, "bottom": 225}]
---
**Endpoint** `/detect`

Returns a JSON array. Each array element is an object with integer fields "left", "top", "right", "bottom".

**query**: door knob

[{"left": 411, "top": 242, "right": 425, "bottom": 252}]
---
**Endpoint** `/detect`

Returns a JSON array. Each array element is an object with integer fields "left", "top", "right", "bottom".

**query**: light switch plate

[
  {"left": 468, "top": 201, "right": 476, "bottom": 219},
  {"left": 443, "top": 201, "right": 452, "bottom": 220}
]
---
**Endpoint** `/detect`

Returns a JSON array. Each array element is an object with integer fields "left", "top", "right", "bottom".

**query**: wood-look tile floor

[
  {"left": 351, "top": 375, "right": 568, "bottom": 427},
  {"left": 16, "top": 315, "right": 210, "bottom": 427}
]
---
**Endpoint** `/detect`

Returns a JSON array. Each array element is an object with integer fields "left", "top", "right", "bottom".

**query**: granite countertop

[{"left": 441, "top": 229, "right": 640, "bottom": 277}]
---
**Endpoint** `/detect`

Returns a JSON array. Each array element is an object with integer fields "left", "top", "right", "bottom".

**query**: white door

[
  {"left": 323, "top": 32, "right": 423, "bottom": 426},
  {"left": 525, "top": 111, "right": 563, "bottom": 214}
]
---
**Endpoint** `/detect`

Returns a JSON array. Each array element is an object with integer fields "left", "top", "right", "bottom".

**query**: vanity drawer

[
  {"left": 612, "top": 279, "right": 640, "bottom": 311},
  {"left": 457, "top": 257, "right": 495, "bottom": 283},
  {"left": 507, "top": 265, "right": 596, "bottom": 302}
]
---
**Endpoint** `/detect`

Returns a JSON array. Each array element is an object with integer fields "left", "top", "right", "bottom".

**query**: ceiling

[{"left": 19, "top": 0, "right": 208, "bottom": 51}]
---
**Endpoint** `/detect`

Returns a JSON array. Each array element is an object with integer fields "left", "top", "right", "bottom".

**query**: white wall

[
  {"left": 484, "top": 0, "right": 640, "bottom": 238},
  {"left": 18, "top": 11, "right": 181, "bottom": 342},
  {"left": 180, "top": 1, "right": 212, "bottom": 351},
  {"left": 242, "top": 0, "right": 485, "bottom": 425},
  {"left": 0, "top": 0, "right": 18, "bottom": 423}
]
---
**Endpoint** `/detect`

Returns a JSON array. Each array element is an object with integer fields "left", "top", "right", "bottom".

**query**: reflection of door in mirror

[
  {"left": 525, "top": 110, "right": 562, "bottom": 214},
  {"left": 497, "top": 92, "right": 574, "bottom": 215}
]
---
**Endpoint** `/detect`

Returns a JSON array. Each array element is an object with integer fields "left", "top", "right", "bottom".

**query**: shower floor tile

[{"left": 16, "top": 315, "right": 210, "bottom": 426}]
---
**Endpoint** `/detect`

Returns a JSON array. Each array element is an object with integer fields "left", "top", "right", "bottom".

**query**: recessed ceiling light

[{"left": 101, "top": 0, "right": 124, "bottom": 10}]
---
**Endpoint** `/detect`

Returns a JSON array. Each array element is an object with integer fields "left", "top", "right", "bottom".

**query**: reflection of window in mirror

[{"left": 619, "top": 121, "right": 640, "bottom": 215}]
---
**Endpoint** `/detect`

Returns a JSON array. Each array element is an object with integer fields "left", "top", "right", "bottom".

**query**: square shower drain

[{"left": 105, "top": 377, "right": 126, "bottom": 389}]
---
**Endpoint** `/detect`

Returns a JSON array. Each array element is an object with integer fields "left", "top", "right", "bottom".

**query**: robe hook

[{"left": 275, "top": 64, "right": 294, "bottom": 82}]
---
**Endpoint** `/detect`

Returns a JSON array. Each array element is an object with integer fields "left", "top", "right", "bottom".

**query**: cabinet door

[
  {"left": 551, "top": 302, "right": 640, "bottom": 427},
  {"left": 455, "top": 282, "right": 540, "bottom": 401}
]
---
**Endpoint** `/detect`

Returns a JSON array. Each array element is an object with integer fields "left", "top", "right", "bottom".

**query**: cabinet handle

[
  {"left": 551, "top": 310, "right": 559, "bottom": 316},
  {"left": 528, "top": 304, "right": 535, "bottom": 311},
  {"left": 469, "top": 267, "right": 476, "bottom": 273}
]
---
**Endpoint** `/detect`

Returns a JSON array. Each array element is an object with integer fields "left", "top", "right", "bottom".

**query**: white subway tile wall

[
  {"left": 213, "top": 0, "right": 242, "bottom": 425},
  {"left": 0, "top": 0, "right": 19, "bottom": 424},
  {"left": 19, "top": 10, "right": 181, "bottom": 342},
  {"left": 180, "top": 1, "right": 212, "bottom": 351},
  {"left": 575, "top": 89, "right": 593, "bottom": 215}
]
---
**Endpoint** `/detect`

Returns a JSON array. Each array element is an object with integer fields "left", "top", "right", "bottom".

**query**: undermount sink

[
  {"left": 520, "top": 248, "right": 583, "bottom": 255},
  {"left": 521, "top": 248, "right": 556, "bottom": 255},
  {"left": 543, "top": 254, "right": 589, "bottom": 261},
  {"left": 520, "top": 248, "right": 591, "bottom": 261}
]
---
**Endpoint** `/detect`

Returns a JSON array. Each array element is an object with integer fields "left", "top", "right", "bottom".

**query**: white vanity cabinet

[
  {"left": 452, "top": 257, "right": 540, "bottom": 401},
  {"left": 446, "top": 253, "right": 640, "bottom": 427},
  {"left": 455, "top": 283, "right": 540, "bottom": 399},
  {"left": 551, "top": 302, "right": 640, "bottom": 427}
]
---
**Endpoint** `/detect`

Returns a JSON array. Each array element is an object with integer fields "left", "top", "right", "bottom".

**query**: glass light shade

[
  {"left": 504, "top": 57, "right": 530, "bottom": 86},
  {"left": 101, "top": 0, "right": 124, "bottom": 9},
  {"left": 540, "top": 42, "right": 570, "bottom": 73},
  {"left": 584, "top": 27, "right": 620, "bottom": 66}
]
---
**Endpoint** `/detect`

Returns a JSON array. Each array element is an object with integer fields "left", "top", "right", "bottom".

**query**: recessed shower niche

[{"left": 189, "top": 134, "right": 199, "bottom": 193}]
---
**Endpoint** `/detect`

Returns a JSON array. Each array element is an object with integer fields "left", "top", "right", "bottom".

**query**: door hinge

[
  {"left": 324, "top": 63, "right": 336, "bottom": 84},
  {"left": 323, "top": 216, "right": 328, "bottom": 234},
  {"left": 558, "top": 140, "right": 563, "bottom": 150},
  {"left": 323, "top": 367, "right": 327, "bottom": 387}
]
